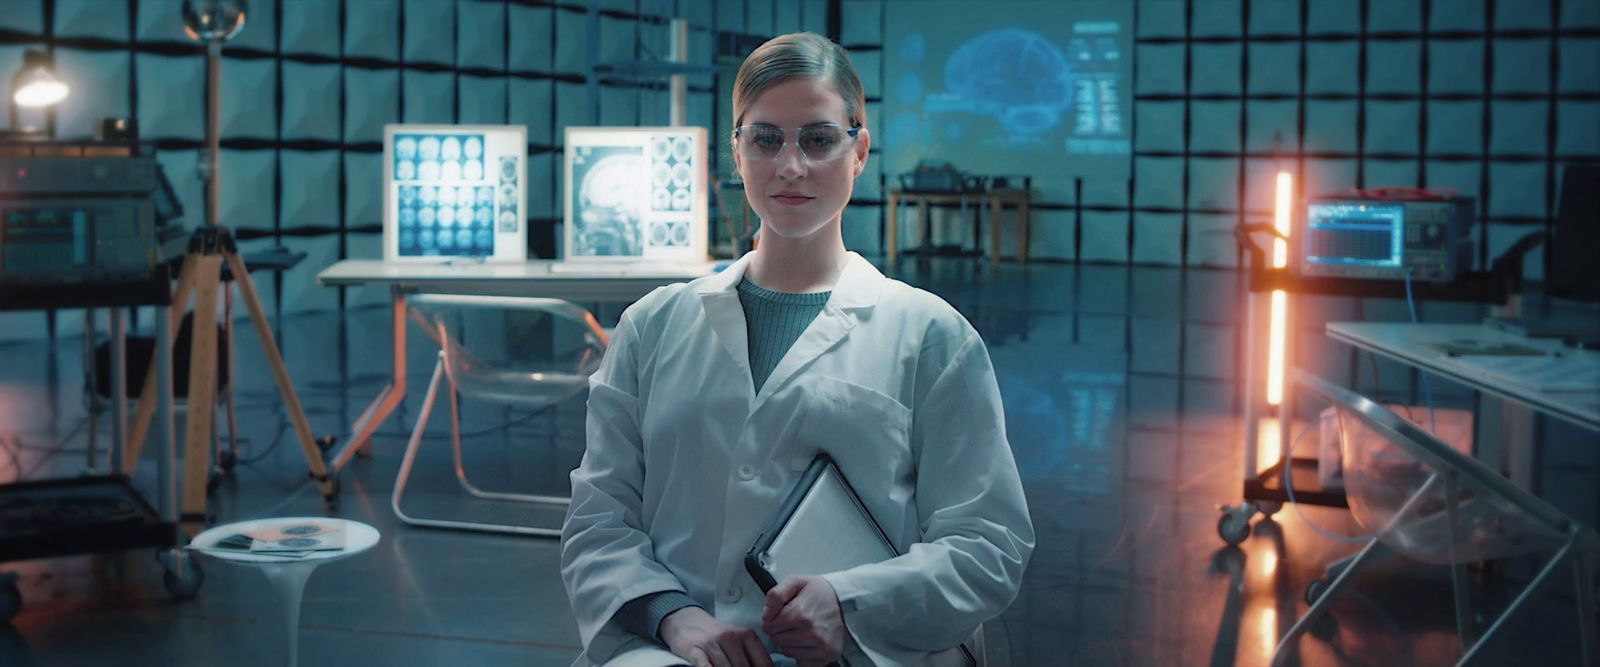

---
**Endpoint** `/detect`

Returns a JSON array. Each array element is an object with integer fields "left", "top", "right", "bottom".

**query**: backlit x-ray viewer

[
  {"left": 383, "top": 124, "right": 528, "bottom": 262},
  {"left": 563, "top": 126, "right": 709, "bottom": 263}
]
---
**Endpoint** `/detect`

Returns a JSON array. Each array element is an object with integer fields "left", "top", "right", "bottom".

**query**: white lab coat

[{"left": 561, "top": 252, "right": 1034, "bottom": 667}]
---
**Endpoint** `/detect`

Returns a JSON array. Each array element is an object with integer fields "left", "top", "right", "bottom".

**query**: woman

[{"left": 561, "top": 32, "right": 1033, "bottom": 667}]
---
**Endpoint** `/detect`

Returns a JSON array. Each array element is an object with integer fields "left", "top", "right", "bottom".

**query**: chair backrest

[
  {"left": 1294, "top": 370, "right": 1591, "bottom": 565},
  {"left": 410, "top": 294, "right": 609, "bottom": 407}
]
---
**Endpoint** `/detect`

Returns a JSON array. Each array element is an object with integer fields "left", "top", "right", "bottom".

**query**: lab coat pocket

[
  {"left": 809, "top": 377, "right": 910, "bottom": 442},
  {"left": 798, "top": 376, "right": 914, "bottom": 479}
]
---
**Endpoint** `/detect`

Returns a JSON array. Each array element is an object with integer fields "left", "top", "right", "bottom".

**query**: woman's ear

[{"left": 854, "top": 128, "right": 871, "bottom": 177}]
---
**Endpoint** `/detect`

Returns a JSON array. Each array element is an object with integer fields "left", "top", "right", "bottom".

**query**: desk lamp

[{"left": 9, "top": 49, "right": 69, "bottom": 137}]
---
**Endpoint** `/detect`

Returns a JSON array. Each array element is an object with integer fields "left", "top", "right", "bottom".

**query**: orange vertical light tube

[{"left": 1266, "top": 171, "right": 1292, "bottom": 408}]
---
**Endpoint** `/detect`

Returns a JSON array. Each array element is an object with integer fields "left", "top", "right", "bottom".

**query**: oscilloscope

[{"left": 1296, "top": 196, "right": 1475, "bottom": 283}]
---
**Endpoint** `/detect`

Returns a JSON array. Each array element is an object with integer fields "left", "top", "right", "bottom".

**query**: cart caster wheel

[
  {"left": 0, "top": 575, "right": 21, "bottom": 623},
  {"left": 217, "top": 449, "right": 237, "bottom": 472},
  {"left": 1304, "top": 578, "right": 1327, "bottom": 605},
  {"left": 1218, "top": 513, "right": 1251, "bottom": 546},
  {"left": 161, "top": 552, "right": 204, "bottom": 599},
  {"left": 1258, "top": 501, "right": 1283, "bottom": 517}
]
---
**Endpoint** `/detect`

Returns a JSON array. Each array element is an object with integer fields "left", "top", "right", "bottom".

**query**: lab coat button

[
  {"left": 723, "top": 586, "right": 742, "bottom": 603},
  {"left": 737, "top": 465, "right": 756, "bottom": 481}
]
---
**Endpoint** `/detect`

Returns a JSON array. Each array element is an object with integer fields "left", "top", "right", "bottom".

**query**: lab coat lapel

[
  {"left": 695, "top": 255, "right": 754, "bottom": 373},
  {"left": 749, "top": 253, "right": 884, "bottom": 412},
  {"left": 751, "top": 305, "right": 854, "bottom": 412}
]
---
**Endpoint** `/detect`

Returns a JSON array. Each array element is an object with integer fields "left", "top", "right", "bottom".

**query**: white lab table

[{"left": 1326, "top": 322, "right": 1600, "bottom": 489}]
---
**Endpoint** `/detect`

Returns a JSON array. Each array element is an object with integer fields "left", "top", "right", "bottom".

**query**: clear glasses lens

[{"left": 737, "top": 125, "right": 855, "bottom": 162}]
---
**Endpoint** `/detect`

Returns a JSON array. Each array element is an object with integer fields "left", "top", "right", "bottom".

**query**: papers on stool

[
  {"left": 745, "top": 454, "right": 976, "bottom": 667},
  {"left": 206, "top": 521, "right": 347, "bottom": 559}
]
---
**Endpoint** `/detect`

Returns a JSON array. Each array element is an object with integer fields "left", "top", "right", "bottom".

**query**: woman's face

[{"left": 735, "top": 77, "right": 870, "bottom": 242}]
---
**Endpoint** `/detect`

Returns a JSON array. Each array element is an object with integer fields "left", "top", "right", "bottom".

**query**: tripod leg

[
  {"left": 222, "top": 284, "right": 238, "bottom": 470},
  {"left": 222, "top": 250, "right": 337, "bottom": 502},
  {"left": 126, "top": 254, "right": 200, "bottom": 470},
  {"left": 180, "top": 255, "right": 223, "bottom": 537}
]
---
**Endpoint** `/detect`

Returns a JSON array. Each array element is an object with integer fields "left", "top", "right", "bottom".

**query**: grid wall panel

[
  {"left": 280, "top": 150, "right": 340, "bottom": 228},
  {"left": 53, "top": 0, "right": 129, "bottom": 41},
  {"left": 219, "top": 57, "right": 277, "bottom": 139},
  {"left": 134, "top": 0, "right": 188, "bottom": 42},
  {"left": 344, "top": 67, "right": 400, "bottom": 143},
  {"left": 53, "top": 49, "right": 132, "bottom": 139},
  {"left": 345, "top": 0, "right": 400, "bottom": 60},
  {"left": 0, "top": 0, "right": 44, "bottom": 33},
  {"left": 282, "top": 0, "right": 337, "bottom": 56},
  {"left": 2, "top": 0, "right": 1591, "bottom": 326}
]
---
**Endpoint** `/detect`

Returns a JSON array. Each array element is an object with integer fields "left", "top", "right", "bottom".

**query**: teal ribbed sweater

[{"left": 736, "top": 277, "right": 831, "bottom": 393}]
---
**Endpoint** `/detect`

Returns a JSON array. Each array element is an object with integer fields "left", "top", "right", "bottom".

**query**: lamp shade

[{"left": 11, "top": 50, "right": 68, "bottom": 108}]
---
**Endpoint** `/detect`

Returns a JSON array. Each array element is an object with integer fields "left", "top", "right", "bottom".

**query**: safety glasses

[{"left": 733, "top": 123, "right": 862, "bottom": 162}]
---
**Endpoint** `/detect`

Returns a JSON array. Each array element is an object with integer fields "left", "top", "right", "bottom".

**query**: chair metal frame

[
  {"left": 1273, "top": 370, "right": 1599, "bottom": 666},
  {"left": 391, "top": 295, "right": 608, "bottom": 538}
]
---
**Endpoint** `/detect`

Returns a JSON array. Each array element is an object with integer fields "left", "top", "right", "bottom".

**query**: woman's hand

[
  {"left": 760, "top": 575, "right": 847, "bottom": 666},
  {"left": 659, "top": 606, "right": 775, "bottom": 667}
]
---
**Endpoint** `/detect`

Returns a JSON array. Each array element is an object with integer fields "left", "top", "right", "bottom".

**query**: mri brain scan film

[
  {"left": 565, "top": 127, "right": 707, "bottom": 260},
  {"left": 385, "top": 125, "right": 526, "bottom": 261}
]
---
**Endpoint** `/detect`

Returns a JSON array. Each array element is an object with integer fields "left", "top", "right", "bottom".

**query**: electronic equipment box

[
  {"left": 1297, "top": 196, "right": 1475, "bottom": 283},
  {"left": 0, "top": 151, "right": 167, "bottom": 281}
]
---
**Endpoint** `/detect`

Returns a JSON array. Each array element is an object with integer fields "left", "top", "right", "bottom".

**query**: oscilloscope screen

[{"left": 1304, "top": 203, "right": 1405, "bottom": 268}]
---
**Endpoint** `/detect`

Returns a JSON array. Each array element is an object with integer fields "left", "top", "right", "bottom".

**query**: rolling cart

[
  {"left": 1216, "top": 221, "right": 1528, "bottom": 546},
  {"left": 0, "top": 269, "right": 202, "bottom": 621}
]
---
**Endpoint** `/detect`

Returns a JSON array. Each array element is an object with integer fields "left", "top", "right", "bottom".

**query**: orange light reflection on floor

[{"left": 1258, "top": 416, "right": 1282, "bottom": 474}]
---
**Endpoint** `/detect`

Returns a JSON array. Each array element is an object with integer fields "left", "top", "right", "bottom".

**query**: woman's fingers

[
  {"left": 702, "top": 643, "right": 732, "bottom": 667},
  {"left": 738, "top": 630, "right": 776, "bottom": 667}
]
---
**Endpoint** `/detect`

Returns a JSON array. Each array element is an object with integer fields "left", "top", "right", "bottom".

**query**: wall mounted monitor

[
  {"left": 384, "top": 124, "right": 527, "bottom": 262},
  {"left": 563, "top": 126, "right": 708, "bottom": 262}
]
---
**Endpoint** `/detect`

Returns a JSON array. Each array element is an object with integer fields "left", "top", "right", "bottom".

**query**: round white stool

[{"left": 190, "top": 517, "right": 380, "bottom": 667}]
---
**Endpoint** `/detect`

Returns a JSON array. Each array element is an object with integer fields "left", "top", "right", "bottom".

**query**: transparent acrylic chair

[
  {"left": 391, "top": 294, "right": 609, "bottom": 537},
  {"left": 1274, "top": 371, "right": 1599, "bottom": 666}
]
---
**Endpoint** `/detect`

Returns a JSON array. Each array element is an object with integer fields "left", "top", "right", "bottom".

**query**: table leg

[
  {"left": 970, "top": 194, "right": 982, "bottom": 259},
  {"left": 989, "top": 195, "right": 1002, "bottom": 265},
  {"left": 887, "top": 191, "right": 899, "bottom": 263},
  {"left": 917, "top": 196, "right": 929, "bottom": 254},
  {"left": 85, "top": 309, "right": 100, "bottom": 472},
  {"left": 109, "top": 307, "right": 128, "bottom": 475},
  {"left": 1474, "top": 392, "right": 1538, "bottom": 491},
  {"left": 262, "top": 562, "right": 317, "bottom": 667},
  {"left": 1019, "top": 195, "right": 1031, "bottom": 265},
  {"left": 329, "top": 287, "right": 408, "bottom": 471}
]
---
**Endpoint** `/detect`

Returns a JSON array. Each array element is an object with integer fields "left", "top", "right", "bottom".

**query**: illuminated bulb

[
  {"left": 1266, "top": 170, "right": 1293, "bottom": 408},
  {"left": 1267, "top": 290, "right": 1287, "bottom": 406},
  {"left": 13, "top": 73, "right": 68, "bottom": 107}
]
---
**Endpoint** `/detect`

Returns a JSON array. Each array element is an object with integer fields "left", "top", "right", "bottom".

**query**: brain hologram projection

[{"left": 942, "top": 29, "right": 1074, "bottom": 138}]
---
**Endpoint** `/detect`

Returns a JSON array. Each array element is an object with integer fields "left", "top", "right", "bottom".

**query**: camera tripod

[{"left": 123, "top": 226, "right": 338, "bottom": 535}]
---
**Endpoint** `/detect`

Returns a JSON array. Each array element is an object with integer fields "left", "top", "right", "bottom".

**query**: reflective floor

[{"left": 1, "top": 257, "right": 1596, "bottom": 666}]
